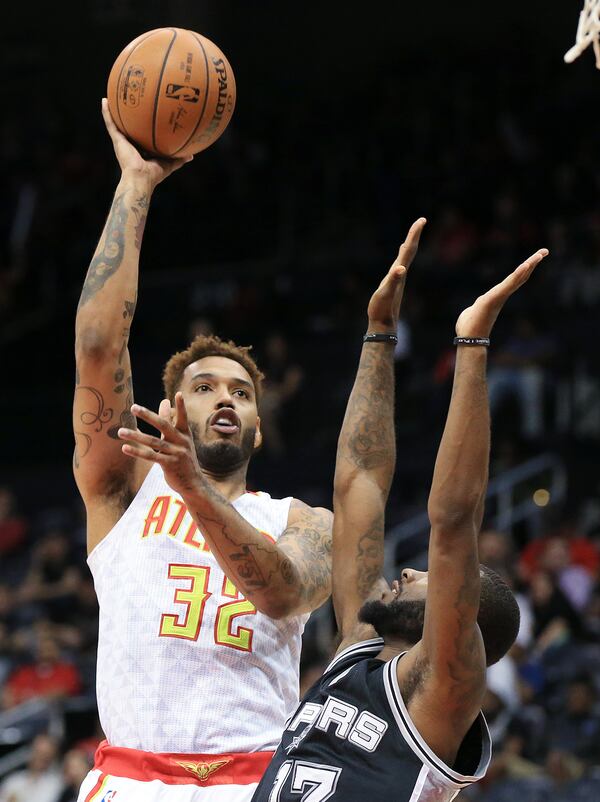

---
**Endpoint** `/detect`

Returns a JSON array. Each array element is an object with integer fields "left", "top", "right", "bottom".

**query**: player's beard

[
  {"left": 357, "top": 597, "right": 425, "bottom": 644},
  {"left": 190, "top": 422, "right": 257, "bottom": 476}
]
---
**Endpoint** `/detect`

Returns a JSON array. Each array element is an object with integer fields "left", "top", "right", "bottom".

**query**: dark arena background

[{"left": 1, "top": 1, "right": 600, "bottom": 800}]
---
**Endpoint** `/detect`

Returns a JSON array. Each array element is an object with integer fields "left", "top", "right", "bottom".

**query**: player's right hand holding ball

[{"left": 101, "top": 98, "right": 193, "bottom": 192}]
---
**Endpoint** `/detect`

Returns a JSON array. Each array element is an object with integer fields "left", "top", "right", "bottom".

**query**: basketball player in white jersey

[{"left": 73, "top": 100, "right": 333, "bottom": 802}]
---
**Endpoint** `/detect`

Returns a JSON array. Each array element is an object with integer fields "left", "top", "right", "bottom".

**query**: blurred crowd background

[{"left": 1, "top": 1, "right": 599, "bottom": 800}]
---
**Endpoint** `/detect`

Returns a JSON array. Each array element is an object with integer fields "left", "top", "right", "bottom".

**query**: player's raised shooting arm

[
  {"left": 74, "top": 100, "right": 190, "bottom": 549},
  {"left": 332, "top": 219, "right": 426, "bottom": 640},
  {"left": 410, "top": 249, "right": 548, "bottom": 728}
]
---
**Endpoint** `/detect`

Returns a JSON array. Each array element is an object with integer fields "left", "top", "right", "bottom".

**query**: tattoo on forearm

[
  {"left": 192, "top": 508, "right": 289, "bottom": 592},
  {"left": 123, "top": 298, "right": 136, "bottom": 319},
  {"left": 339, "top": 344, "right": 395, "bottom": 477},
  {"left": 186, "top": 493, "right": 329, "bottom": 606},
  {"left": 78, "top": 193, "right": 128, "bottom": 308},
  {"left": 132, "top": 196, "right": 148, "bottom": 251}
]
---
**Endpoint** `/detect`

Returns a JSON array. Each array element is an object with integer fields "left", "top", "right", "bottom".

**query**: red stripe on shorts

[
  {"left": 93, "top": 741, "right": 274, "bottom": 786},
  {"left": 84, "top": 772, "right": 106, "bottom": 801}
]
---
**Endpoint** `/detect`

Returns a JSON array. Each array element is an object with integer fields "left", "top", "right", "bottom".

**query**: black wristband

[
  {"left": 453, "top": 336, "right": 490, "bottom": 347},
  {"left": 363, "top": 332, "right": 398, "bottom": 344}
]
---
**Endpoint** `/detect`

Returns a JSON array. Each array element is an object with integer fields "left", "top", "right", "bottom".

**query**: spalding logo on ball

[{"left": 107, "top": 27, "right": 236, "bottom": 158}]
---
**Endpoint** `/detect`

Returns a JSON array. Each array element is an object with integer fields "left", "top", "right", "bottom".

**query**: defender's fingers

[
  {"left": 397, "top": 217, "right": 427, "bottom": 269},
  {"left": 174, "top": 392, "right": 189, "bottom": 432},
  {"left": 512, "top": 248, "right": 549, "bottom": 287},
  {"left": 376, "top": 263, "right": 407, "bottom": 298},
  {"left": 495, "top": 248, "right": 549, "bottom": 298}
]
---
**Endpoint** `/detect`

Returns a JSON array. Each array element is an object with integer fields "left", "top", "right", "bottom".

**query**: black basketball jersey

[{"left": 252, "top": 638, "right": 491, "bottom": 802}]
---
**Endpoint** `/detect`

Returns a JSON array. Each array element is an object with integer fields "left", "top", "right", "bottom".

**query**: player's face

[
  {"left": 394, "top": 568, "right": 428, "bottom": 602},
  {"left": 357, "top": 568, "right": 429, "bottom": 644},
  {"left": 179, "top": 356, "right": 261, "bottom": 475}
]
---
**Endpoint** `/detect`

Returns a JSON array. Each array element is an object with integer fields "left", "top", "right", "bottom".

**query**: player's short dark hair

[
  {"left": 162, "top": 334, "right": 265, "bottom": 404},
  {"left": 478, "top": 565, "right": 520, "bottom": 666}
]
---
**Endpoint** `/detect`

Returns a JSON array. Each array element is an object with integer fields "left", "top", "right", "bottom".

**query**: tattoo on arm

[
  {"left": 132, "top": 196, "right": 148, "bottom": 251},
  {"left": 355, "top": 514, "right": 384, "bottom": 597},
  {"left": 78, "top": 193, "right": 128, "bottom": 309},
  {"left": 192, "top": 508, "right": 294, "bottom": 592},
  {"left": 277, "top": 504, "right": 333, "bottom": 603},
  {"left": 339, "top": 344, "right": 395, "bottom": 479}
]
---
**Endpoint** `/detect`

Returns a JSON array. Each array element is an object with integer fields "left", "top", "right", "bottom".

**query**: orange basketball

[{"left": 107, "top": 27, "right": 236, "bottom": 158}]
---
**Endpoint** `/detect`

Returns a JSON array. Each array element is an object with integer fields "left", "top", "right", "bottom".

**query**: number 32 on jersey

[{"left": 159, "top": 563, "right": 256, "bottom": 652}]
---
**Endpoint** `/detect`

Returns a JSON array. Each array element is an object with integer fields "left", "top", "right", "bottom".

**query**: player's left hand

[
  {"left": 455, "top": 248, "right": 549, "bottom": 338},
  {"left": 118, "top": 393, "right": 203, "bottom": 496},
  {"left": 367, "top": 217, "right": 426, "bottom": 332}
]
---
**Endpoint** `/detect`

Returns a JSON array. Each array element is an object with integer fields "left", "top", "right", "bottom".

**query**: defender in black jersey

[{"left": 253, "top": 220, "right": 548, "bottom": 802}]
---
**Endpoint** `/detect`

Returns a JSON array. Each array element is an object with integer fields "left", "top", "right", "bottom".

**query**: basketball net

[{"left": 564, "top": 0, "right": 600, "bottom": 68}]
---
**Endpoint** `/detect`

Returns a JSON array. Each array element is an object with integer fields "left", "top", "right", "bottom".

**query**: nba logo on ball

[{"left": 165, "top": 83, "right": 200, "bottom": 103}]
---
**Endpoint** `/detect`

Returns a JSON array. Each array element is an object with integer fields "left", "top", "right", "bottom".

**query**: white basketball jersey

[{"left": 88, "top": 464, "right": 307, "bottom": 754}]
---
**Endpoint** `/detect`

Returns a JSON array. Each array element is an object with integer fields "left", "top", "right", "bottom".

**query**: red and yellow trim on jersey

[
  {"left": 84, "top": 772, "right": 111, "bottom": 801},
  {"left": 93, "top": 741, "right": 274, "bottom": 786}
]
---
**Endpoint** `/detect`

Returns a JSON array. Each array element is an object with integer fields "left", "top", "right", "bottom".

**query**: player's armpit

[
  {"left": 276, "top": 500, "right": 333, "bottom": 615},
  {"left": 395, "top": 624, "right": 486, "bottom": 767}
]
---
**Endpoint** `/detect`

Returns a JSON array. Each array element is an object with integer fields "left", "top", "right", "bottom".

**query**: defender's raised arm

[
  {"left": 332, "top": 219, "right": 426, "bottom": 641},
  {"left": 73, "top": 100, "right": 191, "bottom": 552},
  {"left": 400, "top": 248, "right": 548, "bottom": 765}
]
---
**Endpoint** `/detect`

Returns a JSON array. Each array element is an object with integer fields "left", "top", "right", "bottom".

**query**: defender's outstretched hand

[
  {"left": 101, "top": 98, "right": 193, "bottom": 189},
  {"left": 367, "top": 217, "right": 426, "bottom": 331},
  {"left": 118, "top": 393, "right": 203, "bottom": 496},
  {"left": 456, "top": 248, "right": 549, "bottom": 338}
]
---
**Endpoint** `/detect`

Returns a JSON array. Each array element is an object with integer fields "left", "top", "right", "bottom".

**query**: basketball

[{"left": 107, "top": 27, "right": 236, "bottom": 158}]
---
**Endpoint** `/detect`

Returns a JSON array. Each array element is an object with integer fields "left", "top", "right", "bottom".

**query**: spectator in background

[
  {"left": 546, "top": 677, "right": 600, "bottom": 766},
  {"left": 487, "top": 316, "right": 556, "bottom": 439},
  {"left": 0, "top": 733, "right": 62, "bottom": 802},
  {"left": 528, "top": 570, "right": 582, "bottom": 653},
  {"left": 57, "top": 749, "right": 92, "bottom": 802},
  {"left": 540, "top": 536, "right": 595, "bottom": 611},
  {"left": 17, "top": 531, "right": 81, "bottom": 624},
  {"left": 2, "top": 631, "right": 81, "bottom": 708},
  {"left": 520, "top": 519, "right": 600, "bottom": 583},
  {"left": 0, "top": 487, "right": 27, "bottom": 558},
  {"left": 53, "top": 577, "right": 98, "bottom": 656},
  {"left": 258, "top": 331, "right": 304, "bottom": 458}
]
